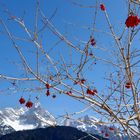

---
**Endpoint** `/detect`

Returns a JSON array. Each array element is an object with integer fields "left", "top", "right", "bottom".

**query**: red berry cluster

[
  {"left": 46, "top": 90, "right": 50, "bottom": 96},
  {"left": 45, "top": 83, "right": 56, "bottom": 98},
  {"left": 89, "top": 52, "right": 93, "bottom": 56},
  {"left": 25, "top": 101, "right": 33, "bottom": 108},
  {"left": 101, "top": 131, "right": 109, "bottom": 138},
  {"left": 125, "top": 82, "right": 131, "bottom": 89},
  {"left": 81, "top": 79, "right": 86, "bottom": 84},
  {"left": 105, "top": 133, "right": 109, "bottom": 138},
  {"left": 90, "top": 36, "right": 96, "bottom": 46},
  {"left": 101, "top": 126, "right": 115, "bottom": 138},
  {"left": 74, "top": 79, "right": 86, "bottom": 85},
  {"left": 46, "top": 83, "right": 50, "bottom": 89},
  {"left": 125, "top": 15, "right": 140, "bottom": 28},
  {"left": 100, "top": 4, "right": 106, "bottom": 11},
  {"left": 19, "top": 97, "right": 25, "bottom": 104},
  {"left": 19, "top": 97, "right": 33, "bottom": 108},
  {"left": 86, "top": 88, "right": 97, "bottom": 96},
  {"left": 45, "top": 83, "right": 51, "bottom": 96}
]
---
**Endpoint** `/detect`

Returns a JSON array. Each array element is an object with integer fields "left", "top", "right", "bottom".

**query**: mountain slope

[
  {"left": 0, "top": 126, "right": 108, "bottom": 140},
  {"left": 65, "top": 115, "right": 139, "bottom": 140},
  {"left": 0, "top": 104, "right": 137, "bottom": 140},
  {"left": 0, "top": 102, "right": 56, "bottom": 135}
]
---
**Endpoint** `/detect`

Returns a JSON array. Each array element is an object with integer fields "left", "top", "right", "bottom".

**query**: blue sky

[{"left": 0, "top": 0, "right": 128, "bottom": 118}]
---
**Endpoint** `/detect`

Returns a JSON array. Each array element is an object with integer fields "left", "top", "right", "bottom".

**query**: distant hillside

[{"left": 0, "top": 126, "right": 108, "bottom": 140}]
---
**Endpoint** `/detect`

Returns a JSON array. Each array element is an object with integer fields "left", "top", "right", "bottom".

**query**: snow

[
  {"left": 63, "top": 115, "right": 137, "bottom": 140},
  {"left": 3, "top": 118, "right": 35, "bottom": 131},
  {"left": 0, "top": 102, "right": 56, "bottom": 132}
]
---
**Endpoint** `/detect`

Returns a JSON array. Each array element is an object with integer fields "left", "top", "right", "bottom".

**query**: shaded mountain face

[
  {"left": 0, "top": 102, "right": 56, "bottom": 136},
  {"left": 0, "top": 122, "right": 15, "bottom": 136},
  {"left": 0, "top": 126, "right": 109, "bottom": 140},
  {"left": 64, "top": 115, "right": 121, "bottom": 139}
]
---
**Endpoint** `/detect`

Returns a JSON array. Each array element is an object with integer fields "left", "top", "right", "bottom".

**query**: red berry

[
  {"left": 105, "top": 133, "right": 109, "bottom": 138},
  {"left": 19, "top": 97, "right": 25, "bottom": 104},
  {"left": 46, "top": 90, "right": 50, "bottom": 96},
  {"left": 52, "top": 95, "right": 56, "bottom": 98},
  {"left": 66, "top": 91, "right": 72, "bottom": 95},
  {"left": 125, "top": 82, "right": 131, "bottom": 89},
  {"left": 87, "top": 89, "right": 95, "bottom": 95},
  {"left": 45, "top": 83, "right": 50, "bottom": 89},
  {"left": 81, "top": 79, "right": 86, "bottom": 84},
  {"left": 74, "top": 79, "right": 86, "bottom": 85},
  {"left": 91, "top": 38, "right": 95, "bottom": 42},
  {"left": 26, "top": 101, "right": 33, "bottom": 108},
  {"left": 100, "top": 4, "right": 106, "bottom": 11},
  {"left": 89, "top": 52, "right": 93, "bottom": 56},
  {"left": 109, "top": 127, "right": 114, "bottom": 131},
  {"left": 125, "top": 15, "right": 139, "bottom": 28},
  {"left": 90, "top": 36, "right": 96, "bottom": 46},
  {"left": 74, "top": 81, "right": 80, "bottom": 85}
]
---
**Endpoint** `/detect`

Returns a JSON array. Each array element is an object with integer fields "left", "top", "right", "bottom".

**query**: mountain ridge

[
  {"left": 0, "top": 102, "right": 56, "bottom": 135},
  {"left": 0, "top": 126, "right": 108, "bottom": 140},
  {"left": 0, "top": 103, "right": 137, "bottom": 140}
]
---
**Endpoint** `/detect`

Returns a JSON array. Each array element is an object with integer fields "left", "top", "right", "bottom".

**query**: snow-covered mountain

[
  {"left": 63, "top": 115, "right": 135, "bottom": 140},
  {"left": 0, "top": 103, "right": 138, "bottom": 140},
  {"left": 0, "top": 102, "right": 56, "bottom": 136}
]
